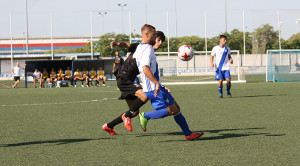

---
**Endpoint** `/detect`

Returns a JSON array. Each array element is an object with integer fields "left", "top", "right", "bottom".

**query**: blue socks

[
  {"left": 218, "top": 86, "right": 223, "bottom": 95},
  {"left": 144, "top": 108, "right": 169, "bottom": 120},
  {"left": 227, "top": 85, "right": 231, "bottom": 92},
  {"left": 174, "top": 113, "right": 192, "bottom": 136}
]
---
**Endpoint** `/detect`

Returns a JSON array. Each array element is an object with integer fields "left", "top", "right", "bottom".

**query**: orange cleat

[
  {"left": 121, "top": 114, "right": 133, "bottom": 131},
  {"left": 185, "top": 132, "right": 204, "bottom": 141},
  {"left": 102, "top": 124, "right": 118, "bottom": 136}
]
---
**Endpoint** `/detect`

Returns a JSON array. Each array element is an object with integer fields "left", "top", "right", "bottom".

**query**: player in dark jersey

[
  {"left": 102, "top": 31, "right": 166, "bottom": 135},
  {"left": 112, "top": 50, "right": 124, "bottom": 76}
]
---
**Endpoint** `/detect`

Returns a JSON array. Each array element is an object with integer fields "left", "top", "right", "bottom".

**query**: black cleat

[{"left": 219, "top": 94, "right": 223, "bottom": 98}]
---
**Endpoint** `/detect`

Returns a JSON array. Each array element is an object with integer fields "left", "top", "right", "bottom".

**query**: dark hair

[
  {"left": 156, "top": 31, "right": 165, "bottom": 42},
  {"left": 115, "top": 49, "right": 119, "bottom": 52},
  {"left": 220, "top": 35, "right": 227, "bottom": 40},
  {"left": 141, "top": 24, "right": 156, "bottom": 32}
]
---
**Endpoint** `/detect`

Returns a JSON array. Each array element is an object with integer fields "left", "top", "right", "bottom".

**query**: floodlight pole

[
  {"left": 145, "top": 0, "right": 148, "bottom": 23},
  {"left": 98, "top": 12, "right": 107, "bottom": 35},
  {"left": 90, "top": 10, "right": 93, "bottom": 60},
  {"left": 225, "top": 0, "right": 227, "bottom": 33},
  {"left": 167, "top": 11, "right": 170, "bottom": 71},
  {"left": 175, "top": 0, "right": 178, "bottom": 37},
  {"left": 25, "top": 0, "right": 29, "bottom": 56},
  {"left": 118, "top": 4, "right": 127, "bottom": 34},
  {"left": 10, "top": 12, "right": 13, "bottom": 69},
  {"left": 204, "top": 9, "right": 208, "bottom": 72},
  {"left": 129, "top": 10, "right": 132, "bottom": 44},
  {"left": 243, "top": 9, "right": 246, "bottom": 66},
  {"left": 277, "top": 10, "right": 282, "bottom": 65},
  {"left": 50, "top": 12, "right": 54, "bottom": 60}
]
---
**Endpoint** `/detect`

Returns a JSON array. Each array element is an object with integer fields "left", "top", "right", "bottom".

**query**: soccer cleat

[
  {"left": 103, "top": 84, "right": 106, "bottom": 87},
  {"left": 219, "top": 94, "right": 223, "bottom": 98},
  {"left": 74, "top": 85, "right": 77, "bottom": 88},
  {"left": 139, "top": 112, "right": 148, "bottom": 132},
  {"left": 121, "top": 114, "right": 132, "bottom": 131},
  {"left": 81, "top": 85, "right": 84, "bottom": 87},
  {"left": 102, "top": 123, "right": 118, "bottom": 136},
  {"left": 86, "top": 85, "right": 89, "bottom": 87},
  {"left": 227, "top": 91, "right": 232, "bottom": 98},
  {"left": 185, "top": 132, "right": 204, "bottom": 141}
]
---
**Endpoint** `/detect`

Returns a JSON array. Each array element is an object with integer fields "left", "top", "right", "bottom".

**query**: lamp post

[
  {"left": 296, "top": 18, "right": 300, "bottom": 31},
  {"left": 118, "top": 3, "right": 127, "bottom": 34},
  {"left": 98, "top": 12, "right": 107, "bottom": 35}
]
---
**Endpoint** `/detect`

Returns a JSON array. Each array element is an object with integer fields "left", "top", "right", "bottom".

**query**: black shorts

[
  {"left": 117, "top": 77, "right": 142, "bottom": 100},
  {"left": 14, "top": 76, "right": 20, "bottom": 81}
]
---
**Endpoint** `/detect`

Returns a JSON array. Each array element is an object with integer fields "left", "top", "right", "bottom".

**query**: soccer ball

[{"left": 178, "top": 45, "right": 194, "bottom": 61}]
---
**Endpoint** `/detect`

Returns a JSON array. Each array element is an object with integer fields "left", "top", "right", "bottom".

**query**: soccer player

[
  {"left": 65, "top": 66, "right": 73, "bottom": 86},
  {"left": 89, "top": 66, "right": 97, "bottom": 87},
  {"left": 133, "top": 24, "right": 203, "bottom": 140},
  {"left": 57, "top": 68, "right": 64, "bottom": 81},
  {"left": 33, "top": 68, "right": 42, "bottom": 88},
  {"left": 41, "top": 68, "right": 49, "bottom": 88},
  {"left": 112, "top": 50, "right": 124, "bottom": 76},
  {"left": 97, "top": 66, "right": 106, "bottom": 87},
  {"left": 102, "top": 31, "right": 165, "bottom": 135},
  {"left": 82, "top": 67, "right": 89, "bottom": 87},
  {"left": 49, "top": 68, "right": 57, "bottom": 84},
  {"left": 74, "top": 68, "right": 84, "bottom": 88},
  {"left": 210, "top": 35, "right": 233, "bottom": 98},
  {"left": 11, "top": 62, "right": 26, "bottom": 88}
]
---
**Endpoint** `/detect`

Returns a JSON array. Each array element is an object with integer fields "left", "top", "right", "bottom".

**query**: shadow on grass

[
  {"left": 0, "top": 137, "right": 113, "bottom": 147},
  {"left": 236, "top": 94, "right": 287, "bottom": 98},
  {"left": 135, "top": 127, "right": 285, "bottom": 142}
]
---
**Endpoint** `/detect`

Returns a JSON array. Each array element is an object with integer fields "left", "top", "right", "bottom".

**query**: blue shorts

[
  {"left": 215, "top": 70, "right": 231, "bottom": 80},
  {"left": 145, "top": 86, "right": 174, "bottom": 110}
]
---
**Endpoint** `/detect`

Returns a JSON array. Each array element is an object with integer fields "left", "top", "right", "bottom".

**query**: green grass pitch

[{"left": 0, "top": 75, "right": 299, "bottom": 165}]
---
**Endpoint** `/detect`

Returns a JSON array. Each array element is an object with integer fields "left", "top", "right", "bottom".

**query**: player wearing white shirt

[
  {"left": 33, "top": 68, "right": 42, "bottom": 88},
  {"left": 11, "top": 62, "right": 26, "bottom": 88},
  {"left": 120, "top": 24, "right": 203, "bottom": 141},
  {"left": 211, "top": 35, "right": 233, "bottom": 98}
]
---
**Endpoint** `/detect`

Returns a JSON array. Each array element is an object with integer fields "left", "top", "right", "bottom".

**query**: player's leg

[
  {"left": 33, "top": 77, "right": 37, "bottom": 88},
  {"left": 15, "top": 78, "right": 20, "bottom": 88},
  {"left": 102, "top": 76, "right": 106, "bottom": 86},
  {"left": 225, "top": 70, "right": 232, "bottom": 97},
  {"left": 218, "top": 79, "right": 223, "bottom": 98},
  {"left": 86, "top": 76, "right": 89, "bottom": 87}
]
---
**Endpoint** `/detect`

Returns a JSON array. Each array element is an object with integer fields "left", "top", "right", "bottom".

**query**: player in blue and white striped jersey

[{"left": 211, "top": 35, "right": 233, "bottom": 98}]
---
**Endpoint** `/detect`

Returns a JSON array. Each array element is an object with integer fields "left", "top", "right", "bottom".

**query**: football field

[{"left": 0, "top": 75, "right": 299, "bottom": 165}]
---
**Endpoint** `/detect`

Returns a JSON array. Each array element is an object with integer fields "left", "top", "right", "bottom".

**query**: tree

[
  {"left": 283, "top": 33, "right": 300, "bottom": 49},
  {"left": 252, "top": 24, "right": 278, "bottom": 54}
]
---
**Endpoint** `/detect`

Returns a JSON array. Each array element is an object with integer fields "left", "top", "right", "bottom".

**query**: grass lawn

[{"left": 0, "top": 76, "right": 299, "bottom": 165}]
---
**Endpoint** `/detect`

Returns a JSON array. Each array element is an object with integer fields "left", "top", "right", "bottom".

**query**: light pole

[
  {"left": 145, "top": 0, "right": 148, "bottom": 23},
  {"left": 225, "top": 0, "right": 227, "bottom": 33},
  {"left": 175, "top": 0, "right": 178, "bottom": 37},
  {"left": 277, "top": 10, "right": 282, "bottom": 65},
  {"left": 296, "top": 18, "right": 300, "bottom": 31},
  {"left": 25, "top": 0, "right": 29, "bottom": 56},
  {"left": 98, "top": 12, "right": 107, "bottom": 35},
  {"left": 118, "top": 3, "right": 127, "bottom": 34}
]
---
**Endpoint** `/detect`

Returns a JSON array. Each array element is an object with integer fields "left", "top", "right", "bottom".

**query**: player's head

[
  {"left": 219, "top": 35, "right": 227, "bottom": 45},
  {"left": 76, "top": 68, "right": 80, "bottom": 72},
  {"left": 141, "top": 24, "right": 156, "bottom": 45},
  {"left": 99, "top": 66, "right": 103, "bottom": 70},
  {"left": 91, "top": 66, "right": 94, "bottom": 70},
  {"left": 43, "top": 68, "right": 47, "bottom": 72},
  {"left": 35, "top": 68, "right": 38, "bottom": 72},
  {"left": 51, "top": 67, "right": 55, "bottom": 71},
  {"left": 16, "top": 62, "right": 20, "bottom": 67},
  {"left": 153, "top": 31, "right": 165, "bottom": 50},
  {"left": 83, "top": 67, "right": 86, "bottom": 71},
  {"left": 115, "top": 50, "right": 119, "bottom": 56},
  {"left": 67, "top": 66, "right": 70, "bottom": 70}
]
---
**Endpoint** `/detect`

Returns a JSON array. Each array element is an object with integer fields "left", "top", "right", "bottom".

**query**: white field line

[{"left": 1, "top": 98, "right": 118, "bottom": 107}]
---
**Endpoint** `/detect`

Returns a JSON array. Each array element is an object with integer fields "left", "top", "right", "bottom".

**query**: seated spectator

[
  {"left": 82, "top": 67, "right": 89, "bottom": 87},
  {"left": 33, "top": 68, "right": 42, "bottom": 88},
  {"left": 74, "top": 68, "right": 84, "bottom": 87},
  {"left": 49, "top": 68, "right": 57, "bottom": 84},
  {"left": 41, "top": 68, "right": 49, "bottom": 88},
  {"left": 97, "top": 66, "right": 107, "bottom": 87},
  {"left": 89, "top": 66, "right": 97, "bottom": 87},
  {"left": 65, "top": 66, "right": 73, "bottom": 86}
]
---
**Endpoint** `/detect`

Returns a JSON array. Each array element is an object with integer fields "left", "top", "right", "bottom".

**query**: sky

[{"left": 0, "top": 0, "right": 299, "bottom": 39}]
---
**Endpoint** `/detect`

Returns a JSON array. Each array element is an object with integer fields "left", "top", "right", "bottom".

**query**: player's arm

[
  {"left": 210, "top": 48, "right": 215, "bottom": 69},
  {"left": 22, "top": 64, "right": 27, "bottom": 70},
  {"left": 110, "top": 41, "right": 130, "bottom": 49},
  {"left": 228, "top": 50, "right": 233, "bottom": 64},
  {"left": 143, "top": 66, "right": 160, "bottom": 97},
  {"left": 112, "top": 63, "right": 116, "bottom": 72},
  {"left": 11, "top": 68, "right": 15, "bottom": 75},
  {"left": 210, "top": 56, "right": 214, "bottom": 69}
]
